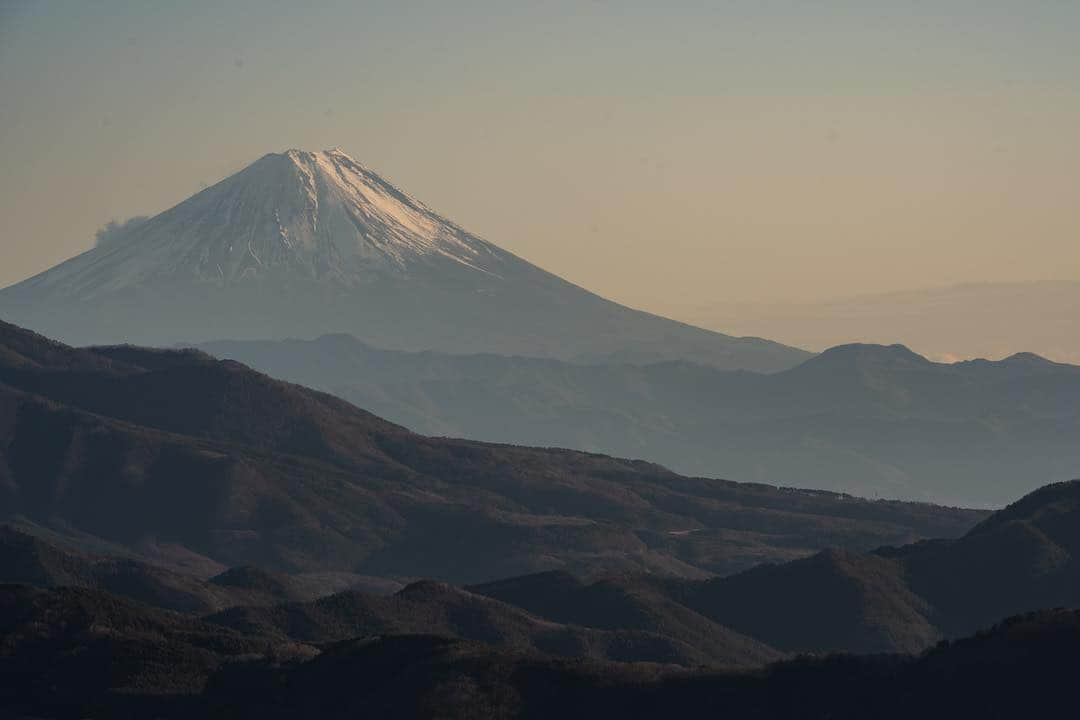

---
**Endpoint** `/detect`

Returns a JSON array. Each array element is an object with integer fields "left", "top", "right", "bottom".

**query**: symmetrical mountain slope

[
  {"left": 0, "top": 149, "right": 808, "bottom": 372},
  {"left": 198, "top": 334, "right": 1080, "bottom": 505},
  {"left": 0, "top": 319, "right": 982, "bottom": 582}
]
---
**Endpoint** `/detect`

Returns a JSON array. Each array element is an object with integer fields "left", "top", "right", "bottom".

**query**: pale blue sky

[{"left": 2, "top": 1, "right": 1078, "bottom": 310}]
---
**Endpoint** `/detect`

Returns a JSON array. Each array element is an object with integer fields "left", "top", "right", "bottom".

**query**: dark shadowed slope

[
  {"left": 466, "top": 480, "right": 1080, "bottom": 657},
  {"left": 0, "top": 149, "right": 809, "bottom": 373},
  {"left": 0, "top": 320, "right": 983, "bottom": 583},
  {"left": 0, "top": 584, "right": 310, "bottom": 717},
  {"left": 0, "top": 525, "right": 380, "bottom": 613},
  {"left": 474, "top": 558, "right": 939, "bottom": 657},
  {"left": 3, "top": 581, "right": 1080, "bottom": 720},
  {"left": 0, "top": 524, "right": 780, "bottom": 669},
  {"left": 199, "top": 334, "right": 1080, "bottom": 505},
  {"left": 201, "top": 609, "right": 1080, "bottom": 720},
  {"left": 0, "top": 478, "right": 1077, "bottom": 716},
  {"left": 675, "top": 548, "right": 940, "bottom": 654},
  {"left": 207, "top": 579, "right": 779, "bottom": 668},
  {"left": 883, "top": 478, "right": 1080, "bottom": 636},
  {"left": 652, "top": 479, "right": 1080, "bottom": 654},
  {"left": 470, "top": 570, "right": 785, "bottom": 663},
  {"left": 20, "top": 477, "right": 1078, "bottom": 667}
]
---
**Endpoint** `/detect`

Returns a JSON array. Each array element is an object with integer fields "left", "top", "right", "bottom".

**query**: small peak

[
  {"left": 281, "top": 148, "right": 316, "bottom": 163},
  {"left": 279, "top": 147, "right": 368, "bottom": 176},
  {"left": 323, "top": 147, "right": 368, "bottom": 173},
  {"left": 816, "top": 343, "right": 928, "bottom": 364},
  {"left": 959, "top": 351, "right": 1068, "bottom": 372},
  {"left": 257, "top": 149, "right": 318, "bottom": 173},
  {"left": 826, "top": 342, "right": 917, "bottom": 354},
  {"left": 1000, "top": 351, "right": 1055, "bottom": 367},
  {"left": 788, "top": 343, "right": 931, "bottom": 376},
  {"left": 967, "top": 479, "right": 1080, "bottom": 537},
  {"left": 280, "top": 147, "right": 356, "bottom": 161}
]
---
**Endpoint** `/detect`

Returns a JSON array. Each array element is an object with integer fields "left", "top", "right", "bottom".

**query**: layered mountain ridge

[
  {"left": 0, "top": 319, "right": 980, "bottom": 583},
  {"left": 1, "top": 319, "right": 1077, "bottom": 718},
  {"left": 3, "top": 479, "right": 1080, "bottom": 718},
  {"left": 199, "top": 334, "right": 1080, "bottom": 505}
]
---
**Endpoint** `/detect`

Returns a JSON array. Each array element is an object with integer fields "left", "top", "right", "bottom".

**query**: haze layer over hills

[
  {"left": 0, "top": 149, "right": 807, "bottom": 373},
  {"left": 0, "top": 320, "right": 979, "bottom": 583},
  {"left": 8, "top": 148, "right": 1071, "bottom": 507},
  {"left": 200, "top": 334, "right": 1080, "bottom": 507}
]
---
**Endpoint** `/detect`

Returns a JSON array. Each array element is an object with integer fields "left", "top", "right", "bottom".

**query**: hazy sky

[{"left": 2, "top": 1, "right": 1079, "bottom": 317}]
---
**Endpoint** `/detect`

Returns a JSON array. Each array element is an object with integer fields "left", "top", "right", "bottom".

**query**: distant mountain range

[
  {"left": 0, "top": 319, "right": 980, "bottom": 584},
  {"left": 199, "top": 334, "right": 1080, "bottom": 506},
  {"left": 0, "top": 148, "right": 808, "bottom": 372}
]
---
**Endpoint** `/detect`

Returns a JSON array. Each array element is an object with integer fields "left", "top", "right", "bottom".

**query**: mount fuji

[{"left": 0, "top": 148, "right": 809, "bottom": 371}]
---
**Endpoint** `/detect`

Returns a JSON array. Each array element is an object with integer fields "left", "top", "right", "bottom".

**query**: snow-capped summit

[
  {"left": 253, "top": 148, "right": 504, "bottom": 276},
  {"left": 24, "top": 148, "right": 507, "bottom": 299},
  {"left": 0, "top": 149, "right": 809, "bottom": 371}
]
